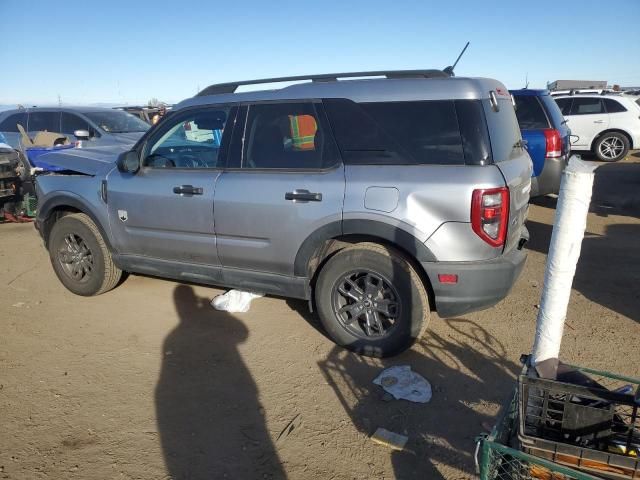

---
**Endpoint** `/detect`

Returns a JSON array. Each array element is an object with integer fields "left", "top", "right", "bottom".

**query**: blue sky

[{"left": 1, "top": 0, "right": 638, "bottom": 105}]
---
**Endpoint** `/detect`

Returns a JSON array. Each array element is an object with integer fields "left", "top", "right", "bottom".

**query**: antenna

[
  {"left": 525, "top": 73, "right": 529, "bottom": 89},
  {"left": 443, "top": 41, "right": 470, "bottom": 76}
]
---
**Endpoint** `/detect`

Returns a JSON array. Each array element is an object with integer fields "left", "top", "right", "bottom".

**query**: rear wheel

[
  {"left": 315, "top": 243, "right": 430, "bottom": 357},
  {"left": 594, "top": 132, "right": 629, "bottom": 162},
  {"left": 48, "top": 213, "right": 122, "bottom": 296}
]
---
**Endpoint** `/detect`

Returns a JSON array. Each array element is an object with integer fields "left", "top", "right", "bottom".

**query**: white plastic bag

[
  {"left": 373, "top": 365, "right": 432, "bottom": 403},
  {"left": 210, "top": 290, "right": 264, "bottom": 313}
]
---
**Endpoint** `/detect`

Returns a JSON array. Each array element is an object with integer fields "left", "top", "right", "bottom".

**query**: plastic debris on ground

[
  {"left": 370, "top": 427, "right": 409, "bottom": 451},
  {"left": 210, "top": 290, "right": 264, "bottom": 313},
  {"left": 373, "top": 365, "right": 432, "bottom": 403}
]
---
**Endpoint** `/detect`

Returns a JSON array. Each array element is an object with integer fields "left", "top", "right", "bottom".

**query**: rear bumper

[
  {"left": 531, "top": 155, "right": 567, "bottom": 197},
  {"left": 421, "top": 244, "right": 527, "bottom": 318}
]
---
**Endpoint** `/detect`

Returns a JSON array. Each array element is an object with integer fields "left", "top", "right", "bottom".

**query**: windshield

[{"left": 84, "top": 111, "right": 150, "bottom": 133}]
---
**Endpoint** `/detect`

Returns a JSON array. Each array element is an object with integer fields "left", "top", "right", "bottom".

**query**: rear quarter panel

[{"left": 343, "top": 164, "right": 508, "bottom": 261}]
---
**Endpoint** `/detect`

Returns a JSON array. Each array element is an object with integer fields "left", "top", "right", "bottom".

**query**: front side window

[
  {"left": 84, "top": 110, "right": 149, "bottom": 133},
  {"left": 60, "top": 113, "right": 97, "bottom": 137},
  {"left": 513, "top": 95, "right": 549, "bottom": 129},
  {"left": 144, "top": 107, "right": 230, "bottom": 169},
  {"left": 570, "top": 98, "right": 604, "bottom": 115},
  {"left": 28, "top": 111, "right": 61, "bottom": 132},
  {"left": 604, "top": 98, "right": 627, "bottom": 113},
  {"left": 242, "top": 102, "right": 338, "bottom": 169}
]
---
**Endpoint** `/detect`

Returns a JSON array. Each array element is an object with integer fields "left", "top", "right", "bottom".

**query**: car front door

[
  {"left": 564, "top": 97, "right": 608, "bottom": 148},
  {"left": 106, "top": 105, "right": 236, "bottom": 265},
  {"left": 214, "top": 101, "right": 345, "bottom": 277}
]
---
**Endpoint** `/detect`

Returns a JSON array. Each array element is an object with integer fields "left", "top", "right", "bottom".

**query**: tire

[
  {"left": 48, "top": 213, "right": 122, "bottom": 296},
  {"left": 314, "top": 242, "right": 430, "bottom": 357},
  {"left": 594, "top": 132, "right": 629, "bottom": 162}
]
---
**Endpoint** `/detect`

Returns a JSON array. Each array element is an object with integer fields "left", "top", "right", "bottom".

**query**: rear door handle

[
  {"left": 173, "top": 185, "right": 203, "bottom": 196},
  {"left": 285, "top": 189, "right": 322, "bottom": 202},
  {"left": 594, "top": 120, "right": 605, "bottom": 124}
]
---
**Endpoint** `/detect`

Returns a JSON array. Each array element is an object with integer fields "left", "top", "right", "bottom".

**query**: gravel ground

[{"left": 1, "top": 153, "right": 639, "bottom": 480}]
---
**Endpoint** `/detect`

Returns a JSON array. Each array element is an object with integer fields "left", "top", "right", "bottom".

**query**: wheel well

[
  {"left": 307, "top": 234, "right": 436, "bottom": 311},
  {"left": 591, "top": 129, "right": 633, "bottom": 150},
  {"left": 42, "top": 206, "right": 82, "bottom": 247}
]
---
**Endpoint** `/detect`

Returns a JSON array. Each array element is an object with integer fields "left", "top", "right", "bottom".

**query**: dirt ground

[{"left": 1, "top": 153, "right": 639, "bottom": 480}]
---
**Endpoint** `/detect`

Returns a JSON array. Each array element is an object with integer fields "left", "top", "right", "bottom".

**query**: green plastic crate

[
  {"left": 477, "top": 389, "right": 601, "bottom": 480},
  {"left": 21, "top": 193, "right": 37, "bottom": 217}
]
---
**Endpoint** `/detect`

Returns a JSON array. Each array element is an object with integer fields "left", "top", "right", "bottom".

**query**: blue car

[{"left": 510, "top": 89, "right": 571, "bottom": 197}]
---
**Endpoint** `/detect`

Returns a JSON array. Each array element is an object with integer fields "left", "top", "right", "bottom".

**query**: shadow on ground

[
  {"left": 318, "top": 318, "right": 520, "bottom": 479},
  {"left": 155, "top": 285, "right": 286, "bottom": 479},
  {"left": 528, "top": 158, "right": 640, "bottom": 324}
]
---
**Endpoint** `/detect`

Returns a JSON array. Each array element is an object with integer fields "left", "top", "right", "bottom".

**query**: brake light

[
  {"left": 471, "top": 187, "right": 510, "bottom": 247},
  {"left": 543, "top": 128, "right": 562, "bottom": 158}
]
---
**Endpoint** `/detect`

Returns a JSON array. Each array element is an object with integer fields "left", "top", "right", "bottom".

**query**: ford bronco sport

[{"left": 35, "top": 69, "right": 532, "bottom": 357}]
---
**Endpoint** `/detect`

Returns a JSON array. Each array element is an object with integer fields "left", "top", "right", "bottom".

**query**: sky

[{"left": 1, "top": 0, "right": 639, "bottom": 106}]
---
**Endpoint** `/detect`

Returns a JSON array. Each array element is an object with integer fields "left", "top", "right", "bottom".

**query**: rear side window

[
  {"left": 0, "top": 113, "right": 28, "bottom": 132},
  {"left": 482, "top": 98, "right": 524, "bottom": 162},
  {"left": 554, "top": 98, "right": 572, "bottom": 115},
  {"left": 242, "top": 102, "right": 339, "bottom": 169},
  {"left": 324, "top": 99, "right": 473, "bottom": 165},
  {"left": 513, "top": 95, "right": 549, "bottom": 129},
  {"left": 570, "top": 98, "right": 604, "bottom": 115},
  {"left": 28, "top": 111, "right": 61, "bottom": 132},
  {"left": 603, "top": 98, "right": 627, "bottom": 113}
]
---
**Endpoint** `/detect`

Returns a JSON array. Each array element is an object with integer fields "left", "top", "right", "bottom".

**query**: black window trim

[
  {"left": 139, "top": 103, "right": 238, "bottom": 171},
  {"left": 224, "top": 98, "right": 344, "bottom": 173}
]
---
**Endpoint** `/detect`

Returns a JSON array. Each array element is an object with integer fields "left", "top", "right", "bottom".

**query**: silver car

[{"left": 34, "top": 70, "right": 532, "bottom": 357}]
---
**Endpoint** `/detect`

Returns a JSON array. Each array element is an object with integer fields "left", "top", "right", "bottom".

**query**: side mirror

[
  {"left": 74, "top": 129, "right": 91, "bottom": 140},
  {"left": 117, "top": 150, "right": 140, "bottom": 174}
]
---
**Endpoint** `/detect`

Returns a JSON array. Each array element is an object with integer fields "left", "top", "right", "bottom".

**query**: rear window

[
  {"left": 324, "top": 99, "right": 491, "bottom": 165},
  {"left": 513, "top": 95, "right": 549, "bottom": 129},
  {"left": 482, "top": 98, "right": 524, "bottom": 162}
]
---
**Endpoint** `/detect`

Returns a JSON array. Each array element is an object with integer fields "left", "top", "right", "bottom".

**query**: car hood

[{"left": 35, "top": 145, "right": 130, "bottom": 175}]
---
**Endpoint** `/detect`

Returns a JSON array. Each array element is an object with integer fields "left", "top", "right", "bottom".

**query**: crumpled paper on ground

[
  {"left": 373, "top": 365, "right": 432, "bottom": 403},
  {"left": 210, "top": 290, "right": 264, "bottom": 313}
]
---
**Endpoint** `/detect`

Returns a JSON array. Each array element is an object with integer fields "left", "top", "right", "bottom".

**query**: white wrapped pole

[{"left": 531, "top": 156, "right": 598, "bottom": 377}]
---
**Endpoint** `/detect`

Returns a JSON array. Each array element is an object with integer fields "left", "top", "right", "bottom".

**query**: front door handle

[
  {"left": 285, "top": 189, "right": 322, "bottom": 202},
  {"left": 173, "top": 185, "right": 203, "bottom": 196}
]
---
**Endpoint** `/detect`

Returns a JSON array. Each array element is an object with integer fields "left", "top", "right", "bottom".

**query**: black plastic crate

[{"left": 518, "top": 362, "right": 640, "bottom": 479}]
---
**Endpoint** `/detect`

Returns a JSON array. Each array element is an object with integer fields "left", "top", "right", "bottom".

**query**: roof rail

[{"left": 197, "top": 69, "right": 451, "bottom": 96}]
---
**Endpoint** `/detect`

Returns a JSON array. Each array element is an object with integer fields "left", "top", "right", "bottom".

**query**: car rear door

[
  {"left": 564, "top": 97, "right": 608, "bottom": 148},
  {"left": 213, "top": 101, "right": 345, "bottom": 278},
  {"left": 106, "top": 105, "right": 236, "bottom": 265}
]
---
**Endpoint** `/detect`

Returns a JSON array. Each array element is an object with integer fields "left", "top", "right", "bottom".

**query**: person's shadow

[{"left": 155, "top": 285, "right": 286, "bottom": 479}]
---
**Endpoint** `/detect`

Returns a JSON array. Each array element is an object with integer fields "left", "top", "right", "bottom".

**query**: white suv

[{"left": 554, "top": 94, "right": 640, "bottom": 162}]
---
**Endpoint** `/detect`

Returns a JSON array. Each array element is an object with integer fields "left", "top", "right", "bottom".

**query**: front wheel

[
  {"left": 314, "top": 243, "right": 430, "bottom": 357},
  {"left": 594, "top": 133, "right": 629, "bottom": 162},
  {"left": 48, "top": 213, "right": 122, "bottom": 296}
]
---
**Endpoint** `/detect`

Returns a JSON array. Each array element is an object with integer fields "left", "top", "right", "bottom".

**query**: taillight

[
  {"left": 543, "top": 128, "right": 562, "bottom": 158},
  {"left": 471, "top": 187, "right": 510, "bottom": 247}
]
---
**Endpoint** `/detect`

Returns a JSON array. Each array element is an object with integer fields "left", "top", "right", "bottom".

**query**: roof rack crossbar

[{"left": 197, "top": 69, "right": 450, "bottom": 96}]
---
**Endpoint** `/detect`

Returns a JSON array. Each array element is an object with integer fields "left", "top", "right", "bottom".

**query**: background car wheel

[
  {"left": 48, "top": 213, "right": 122, "bottom": 296},
  {"left": 594, "top": 133, "right": 629, "bottom": 162},
  {"left": 315, "top": 242, "right": 430, "bottom": 357}
]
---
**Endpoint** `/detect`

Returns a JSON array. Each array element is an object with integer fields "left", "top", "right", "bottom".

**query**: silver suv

[{"left": 35, "top": 70, "right": 532, "bottom": 357}]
